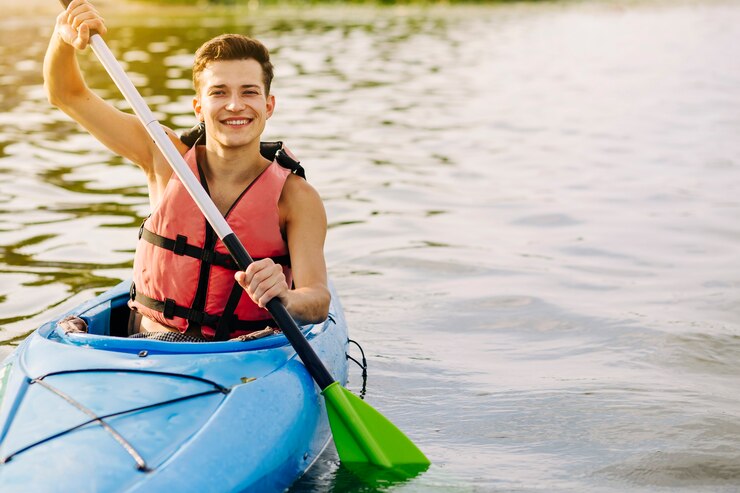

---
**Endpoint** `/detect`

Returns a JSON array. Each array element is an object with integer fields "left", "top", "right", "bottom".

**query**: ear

[
  {"left": 193, "top": 96, "right": 204, "bottom": 122},
  {"left": 265, "top": 94, "right": 276, "bottom": 120}
]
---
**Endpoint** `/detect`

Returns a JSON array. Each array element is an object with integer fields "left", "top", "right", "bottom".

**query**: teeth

[{"left": 225, "top": 119, "right": 249, "bottom": 125}]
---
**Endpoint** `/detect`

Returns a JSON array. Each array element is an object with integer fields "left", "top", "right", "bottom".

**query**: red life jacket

[{"left": 128, "top": 144, "right": 298, "bottom": 340}]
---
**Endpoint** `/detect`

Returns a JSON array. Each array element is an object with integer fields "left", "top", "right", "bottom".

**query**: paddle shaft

[{"left": 61, "top": 6, "right": 335, "bottom": 390}]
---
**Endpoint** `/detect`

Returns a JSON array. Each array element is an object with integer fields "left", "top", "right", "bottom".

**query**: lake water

[{"left": 1, "top": 0, "right": 740, "bottom": 491}]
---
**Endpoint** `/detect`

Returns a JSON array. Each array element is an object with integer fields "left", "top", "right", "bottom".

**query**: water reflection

[
  {"left": 1, "top": 4, "right": 470, "bottom": 334},
  {"left": 3, "top": 1, "right": 740, "bottom": 492}
]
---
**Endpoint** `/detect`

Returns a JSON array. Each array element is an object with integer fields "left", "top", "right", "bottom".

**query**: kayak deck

[{"left": 0, "top": 280, "right": 349, "bottom": 493}]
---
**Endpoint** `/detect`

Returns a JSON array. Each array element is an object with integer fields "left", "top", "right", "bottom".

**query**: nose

[{"left": 226, "top": 95, "right": 245, "bottom": 112}]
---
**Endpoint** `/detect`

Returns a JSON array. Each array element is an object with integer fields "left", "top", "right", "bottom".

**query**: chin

[{"left": 223, "top": 139, "right": 256, "bottom": 150}]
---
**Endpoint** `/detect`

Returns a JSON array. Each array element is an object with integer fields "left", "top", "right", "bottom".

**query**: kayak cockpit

[{"left": 38, "top": 280, "right": 333, "bottom": 355}]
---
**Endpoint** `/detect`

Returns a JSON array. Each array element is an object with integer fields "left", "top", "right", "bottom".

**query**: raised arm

[{"left": 43, "top": 0, "right": 161, "bottom": 173}]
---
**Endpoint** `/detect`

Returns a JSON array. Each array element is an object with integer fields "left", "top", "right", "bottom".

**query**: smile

[{"left": 221, "top": 118, "right": 253, "bottom": 126}]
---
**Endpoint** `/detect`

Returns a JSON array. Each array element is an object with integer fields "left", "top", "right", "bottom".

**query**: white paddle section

[{"left": 88, "top": 34, "right": 231, "bottom": 239}]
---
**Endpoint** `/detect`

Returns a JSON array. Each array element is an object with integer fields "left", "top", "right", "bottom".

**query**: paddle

[{"left": 57, "top": 0, "right": 430, "bottom": 473}]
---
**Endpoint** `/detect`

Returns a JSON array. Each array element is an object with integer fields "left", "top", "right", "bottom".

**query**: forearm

[
  {"left": 282, "top": 285, "right": 331, "bottom": 325},
  {"left": 43, "top": 30, "right": 89, "bottom": 109}
]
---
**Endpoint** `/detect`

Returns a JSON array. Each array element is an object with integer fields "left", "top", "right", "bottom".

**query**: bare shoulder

[
  {"left": 279, "top": 174, "right": 327, "bottom": 224},
  {"left": 149, "top": 127, "right": 189, "bottom": 177},
  {"left": 281, "top": 174, "right": 324, "bottom": 207},
  {"left": 145, "top": 127, "right": 190, "bottom": 204}
]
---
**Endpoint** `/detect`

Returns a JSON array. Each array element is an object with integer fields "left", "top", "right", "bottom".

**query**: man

[{"left": 45, "top": 0, "right": 330, "bottom": 340}]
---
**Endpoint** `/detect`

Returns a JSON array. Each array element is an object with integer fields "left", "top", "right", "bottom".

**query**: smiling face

[{"left": 193, "top": 59, "right": 275, "bottom": 152}]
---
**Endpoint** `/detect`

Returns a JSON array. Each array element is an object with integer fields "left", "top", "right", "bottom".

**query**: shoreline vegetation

[
  {"left": 1, "top": 0, "right": 546, "bottom": 16},
  {"left": 1, "top": 0, "right": 562, "bottom": 34}
]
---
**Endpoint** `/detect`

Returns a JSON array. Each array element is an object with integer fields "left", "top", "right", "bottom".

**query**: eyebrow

[{"left": 208, "top": 84, "right": 261, "bottom": 90}]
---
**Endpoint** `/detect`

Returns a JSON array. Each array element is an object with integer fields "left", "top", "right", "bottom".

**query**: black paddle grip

[
  {"left": 267, "top": 298, "right": 335, "bottom": 390},
  {"left": 222, "top": 233, "right": 254, "bottom": 271}
]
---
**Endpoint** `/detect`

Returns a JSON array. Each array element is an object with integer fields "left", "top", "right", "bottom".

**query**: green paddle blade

[{"left": 323, "top": 382, "right": 430, "bottom": 473}]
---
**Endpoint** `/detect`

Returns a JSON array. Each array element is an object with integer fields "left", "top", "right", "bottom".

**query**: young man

[{"left": 44, "top": 0, "right": 330, "bottom": 340}]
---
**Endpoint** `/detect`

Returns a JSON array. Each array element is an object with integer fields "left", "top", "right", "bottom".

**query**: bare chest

[{"left": 208, "top": 184, "right": 248, "bottom": 217}]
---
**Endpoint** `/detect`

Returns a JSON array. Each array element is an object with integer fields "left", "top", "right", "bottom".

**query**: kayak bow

[{"left": 0, "top": 280, "right": 349, "bottom": 492}]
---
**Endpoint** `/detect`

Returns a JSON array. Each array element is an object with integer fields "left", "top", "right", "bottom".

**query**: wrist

[
  {"left": 52, "top": 28, "right": 72, "bottom": 49},
  {"left": 279, "top": 290, "right": 294, "bottom": 314}
]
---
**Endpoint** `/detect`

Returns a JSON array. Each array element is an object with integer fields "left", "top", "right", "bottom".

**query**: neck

[{"left": 201, "top": 138, "right": 269, "bottom": 184}]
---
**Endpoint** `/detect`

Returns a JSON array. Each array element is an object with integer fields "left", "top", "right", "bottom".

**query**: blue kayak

[{"left": 0, "top": 280, "right": 349, "bottom": 492}]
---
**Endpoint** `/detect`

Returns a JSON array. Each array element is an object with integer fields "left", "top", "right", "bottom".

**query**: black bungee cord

[
  {"left": 1, "top": 368, "right": 230, "bottom": 471},
  {"left": 346, "top": 339, "right": 367, "bottom": 399}
]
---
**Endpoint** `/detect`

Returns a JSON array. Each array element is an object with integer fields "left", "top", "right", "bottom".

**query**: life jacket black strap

[
  {"left": 179, "top": 124, "right": 306, "bottom": 180},
  {"left": 130, "top": 286, "right": 272, "bottom": 335},
  {"left": 139, "top": 225, "right": 291, "bottom": 269},
  {"left": 213, "top": 283, "right": 246, "bottom": 342}
]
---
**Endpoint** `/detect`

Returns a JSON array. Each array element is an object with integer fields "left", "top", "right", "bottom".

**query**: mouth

[{"left": 221, "top": 117, "right": 254, "bottom": 127}]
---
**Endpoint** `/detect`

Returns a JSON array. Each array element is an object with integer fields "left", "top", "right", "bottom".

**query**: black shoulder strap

[
  {"left": 275, "top": 146, "right": 306, "bottom": 180},
  {"left": 180, "top": 122, "right": 206, "bottom": 148},
  {"left": 179, "top": 123, "right": 306, "bottom": 179}
]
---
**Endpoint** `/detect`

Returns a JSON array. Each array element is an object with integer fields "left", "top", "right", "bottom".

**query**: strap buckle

[
  {"left": 187, "top": 309, "right": 206, "bottom": 325},
  {"left": 173, "top": 235, "right": 188, "bottom": 256},
  {"left": 163, "top": 299, "right": 176, "bottom": 319}
]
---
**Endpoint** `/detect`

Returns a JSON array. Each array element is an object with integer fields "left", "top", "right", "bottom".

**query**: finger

[
  {"left": 237, "top": 270, "right": 261, "bottom": 299},
  {"left": 257, "top": 281, "right": 287, "bottom": 308},
  {"left": 66, "top": 0, "right": 88, "bottom": 8},
  {"left": 253, "top": 277, "right": 284, "bottom": 308},
  {"left": 245, "top": 260, "right": 272, "bottom": 287},
  {"left": 68, "top": 2, "right": 97, "bottom": 16},
  {"left": 65, "top": 0, "right": 90, "bottom": 14},
  {"left": 247, "top": 268, "right": 269, "bottom": 294},
  {"left": 92, "top": 19, "right": 107, "bottom": 36},
  {"left": 248, "top": 277, "right": 266, "bottom": 303},
  {"left": 247, "top": 265, "right": 281, "bottom": 298},
  {"left": 66, "top": 1, "right": 90, "bottom": 23},
  {"left": 69, "top": 11, "right": 99, "bottom": 29},
  {"left": 74, "top": 23, "right": 90, "bottom": 49},
  {"left": 79, "top": 18, "right": 106, "bottom": 37},
  {"left": 248, "top": 264, "right": 283, "bottom": 297},
  {"left": 70, "top": 15, "right": 83, "bottom": 30},
  {"left": 245, "top": 258, "right": 273, "bottom": 275}
]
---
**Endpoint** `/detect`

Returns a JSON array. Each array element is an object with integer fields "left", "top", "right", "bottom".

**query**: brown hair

[{"left": 192, "top": 34, "right": 274, "bottom": 95}]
